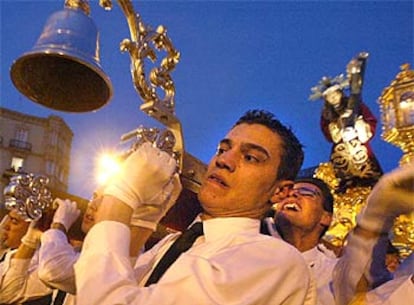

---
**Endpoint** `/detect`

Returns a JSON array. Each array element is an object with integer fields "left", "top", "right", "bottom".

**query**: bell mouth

[{"left": 10, "top": 52, "right": 112, "bottom": 113}]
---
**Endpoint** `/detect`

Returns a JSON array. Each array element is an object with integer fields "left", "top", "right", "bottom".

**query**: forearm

[
  {"left": 75, "top": 221, "right": 140, "bottom": 305},
  {"left": 38, "top": 229, "right": 79, "bottom": 294},
  {"left": 129, "top": 225, "right": 153, "bottom": 258},
  {"left": 96, "top": 195, "right": 133, "bottom": 225},
  {"left": 333, "top": 226, "right": 391, "bottom": 305},
  {"left": 12, "top": 243, "right": 37, "bottom": 260}
]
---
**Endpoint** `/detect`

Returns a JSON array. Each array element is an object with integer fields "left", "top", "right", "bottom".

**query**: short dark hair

[
  {"left": 294, "top": 177, "right": 334, "bottom": 213},
  {"left": 234, "top": 109, "right": 304, "bottom": 180}
]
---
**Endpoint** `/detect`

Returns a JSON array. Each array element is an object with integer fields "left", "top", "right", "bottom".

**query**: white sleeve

[
  {"left": 75, "top": 221, "right": 314, "bottom": 305},
  {"left": 332, "top": 231, "right": 392, "bottom": 305},
  {"left": 38, "top": 229, "right": 80, "bottom": 294},
  {"left": 0, "top": 250, "right": 53, "bottom": 303},
  {"left": 364, "top": 275, "right": 414, "bottom": 305}
]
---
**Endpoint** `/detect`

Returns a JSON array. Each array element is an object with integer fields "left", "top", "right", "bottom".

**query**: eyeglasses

[{"left": 291, "top": 186, "right": 321, "bottom": 200}]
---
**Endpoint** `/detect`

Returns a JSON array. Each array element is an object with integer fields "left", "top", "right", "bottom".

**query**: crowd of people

[{"left": 0, "top": 109, "right": 413, "bottom": 304}]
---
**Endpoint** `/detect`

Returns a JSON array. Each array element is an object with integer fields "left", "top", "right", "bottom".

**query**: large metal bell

[{"left": 10, "top": 6, "right": 113, "bottom": 112}]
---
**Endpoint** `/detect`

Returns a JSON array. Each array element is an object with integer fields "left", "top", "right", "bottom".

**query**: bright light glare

[{"left": 96, "top": 153, "right": 122, "bottom": 185}]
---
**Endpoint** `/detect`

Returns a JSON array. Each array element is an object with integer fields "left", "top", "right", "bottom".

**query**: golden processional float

[
  {"left": 311, "top": 57, "right": 414, "bottom": 258},
  {"left": 6, "top": 0, "right": 414, "bottom": 253}
]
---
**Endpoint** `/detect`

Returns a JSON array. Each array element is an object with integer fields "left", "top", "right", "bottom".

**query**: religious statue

[{"left": 310, "top": 52, "right": 383, "bottom": 193}]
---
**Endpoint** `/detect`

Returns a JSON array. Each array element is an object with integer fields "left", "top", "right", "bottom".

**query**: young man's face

[
  {"left": 275, "top": 182, "right": 331, "bottom": 233},
  {"left": 198, "top": 123, "right": 283, "bottom": 219},
  {"left": 81, "top": 189, "right": 103, "bottom": 233},
  {"left": 1, "top": 210, "right": 30, "bottom": 249}
]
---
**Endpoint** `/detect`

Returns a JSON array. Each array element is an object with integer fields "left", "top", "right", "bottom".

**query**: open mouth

[{"left": 283, "top": 202, "right": 301, "bottom": 212}]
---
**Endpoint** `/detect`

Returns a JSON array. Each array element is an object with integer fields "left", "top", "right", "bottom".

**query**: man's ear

[
  {"left": 320, "top": 211, "right": 333, "bottom": 228},
  {"left": 271, "top": 180, "right": 294, "bottom": 204}
]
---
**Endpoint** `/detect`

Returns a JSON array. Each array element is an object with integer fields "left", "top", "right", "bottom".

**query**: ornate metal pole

[{"left": 9, "top": 0, "right": 206, "bottom": 199}]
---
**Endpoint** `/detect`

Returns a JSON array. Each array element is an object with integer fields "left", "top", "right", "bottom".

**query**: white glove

[
  {"left": 130, "top": 173, "right": 182, "bottom": 231},
  {"left": 52, "top": 198, "right": 81, "bottom": 232},
  {"left": 21, "top": 221, "right": 42, "bottom": 249},
  {"left": 104, "top": 142, "right": 178, "bottom": 210},
  {"left": 357, "top": 162, "right": 414, "bottom": 234},
  {"left": 354, "top": 116, "right": 372, "bottom": 143}
]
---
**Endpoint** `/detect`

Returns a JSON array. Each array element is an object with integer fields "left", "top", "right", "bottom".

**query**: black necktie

[
  {"left": 145, "top": 222, "right": 204, "bottom": 286},
  {"left": 53, "top": 290, "right": 67, "bottom": 305}
]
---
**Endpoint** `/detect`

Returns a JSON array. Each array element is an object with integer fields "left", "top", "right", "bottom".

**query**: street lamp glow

[{"left": 96, "top": 153, "right": 122, "bottom": 185}]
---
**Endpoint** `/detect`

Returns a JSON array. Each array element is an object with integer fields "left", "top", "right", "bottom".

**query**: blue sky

[{"left": 1, "top": 0, "right": 413, "bottom": 198}]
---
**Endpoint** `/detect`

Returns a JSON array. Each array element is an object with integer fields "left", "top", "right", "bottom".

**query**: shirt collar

[
  {"left": 302, "top": 247, "right": 319, "bottom": 267},
  {"left": 191, "top": 214, "right": 261, "bottom": 242}
]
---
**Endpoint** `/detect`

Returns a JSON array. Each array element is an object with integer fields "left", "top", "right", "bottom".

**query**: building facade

[{"left": 0, "top": 107, "right": 73, "bottom": 204}]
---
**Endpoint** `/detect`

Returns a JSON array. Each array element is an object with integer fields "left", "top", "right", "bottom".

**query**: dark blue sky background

[{"left": 1, "top": 0, "right": 413, "bottom": 199}]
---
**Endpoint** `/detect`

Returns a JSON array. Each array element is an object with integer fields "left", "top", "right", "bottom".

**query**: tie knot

[
  {"left": 173, "top": 222, "right": 203, "bottom": 252},
  {"left": 188, "top": 222, "right": 203, "bottom": 236}
]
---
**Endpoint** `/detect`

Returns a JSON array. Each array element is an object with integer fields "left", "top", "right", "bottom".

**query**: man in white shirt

[
  {"left": 265, "top": 177, "right": 337, "bottom": 305},
  {"left": 75, "top": 109, "right": 315, "bottom": 305},
  {"left": 37, "top": 181, "right": 178, "bottom": 305},
  {"left": 36, "top": 193, "right": 101, "bottom": 305},
  {"left": 0, "top": 209, "right": 53, "bottom": 304},
  {"left": 333, "top": 162, "right": 414, "bottom": 305}
]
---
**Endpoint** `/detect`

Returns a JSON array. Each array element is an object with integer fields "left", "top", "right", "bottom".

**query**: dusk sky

[{"left": 1, "top": 0, "right": 413, "bottom": 199}]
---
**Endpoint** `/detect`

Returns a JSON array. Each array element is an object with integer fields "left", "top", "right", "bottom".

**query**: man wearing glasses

[{"left": 264, "top": 177, "right": 337, "bottom": 305}]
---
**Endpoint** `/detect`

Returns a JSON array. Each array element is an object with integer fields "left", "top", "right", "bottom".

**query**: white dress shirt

[
  {"left": 333, "top": 230, "right": 414, "bottom": 305},
  {"left": 356, "top": 252, "right": 414, "bottom": 304},
  {"left": 360, "top": 275, "right": 414, "bottom": 305},
  {"left": 265, "top": 217, "right": 337, "bottom": 305},
  {"left": 75, "top": 216, "right": 314, "bottom": 305},
  {"left": 39, "top": 229, "right": 80, "bottom": 294},
  {"left": 302, "top": 247, "right": 337, "bottom": 305},
  {"left": 39, "top": 228, "right": 82, "bottom": 305},
  {"left": 0, "top": 248, "right": 53, "bottom": 304}
]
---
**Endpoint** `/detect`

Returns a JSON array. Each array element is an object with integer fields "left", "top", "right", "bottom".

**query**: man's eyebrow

[
  {"left": 219, "top": 139, "right": 270, "bottom": 158},
  {"left": 242, "top": 143, "right": 270, "bottom": 158},
  {"left": 219, "top": 138, "right": 231, "bottom": 146},
  {"left": 294, "top": 186, "right": 322, "bottom": 196}
]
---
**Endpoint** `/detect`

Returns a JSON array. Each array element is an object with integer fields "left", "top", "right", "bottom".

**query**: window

[
  {"left": 11, "top": 157, "right": 24, "bottom": 171},
  {"left": 50, "top": 131, "right": 58, "bottom": 146},
  {"left": 15, "top": 128, "right": 28, "bottom": 142},
  {"left": 46, "top": 160, "right": 55, "bottom": 175}
]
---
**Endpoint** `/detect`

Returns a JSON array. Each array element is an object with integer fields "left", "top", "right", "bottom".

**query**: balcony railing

[{"left": 9, "top": 139, "right": 32, "bottom": 151}]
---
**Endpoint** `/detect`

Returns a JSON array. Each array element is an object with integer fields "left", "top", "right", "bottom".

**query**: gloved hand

[
  {"left": 21, "top": 221, "right": 42, "bottom": 250},
  {"left": 130, "top": 173, "right": 182, "bottom": 231},
  {"left": 357, "top": 162, "right": 414, "bottom": 234},
  {"left": 52, "top": 198, "right": 81, "bottom": 232},
  {"left": 104, "top": 142, "right": 178, "bottom": 210}
]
